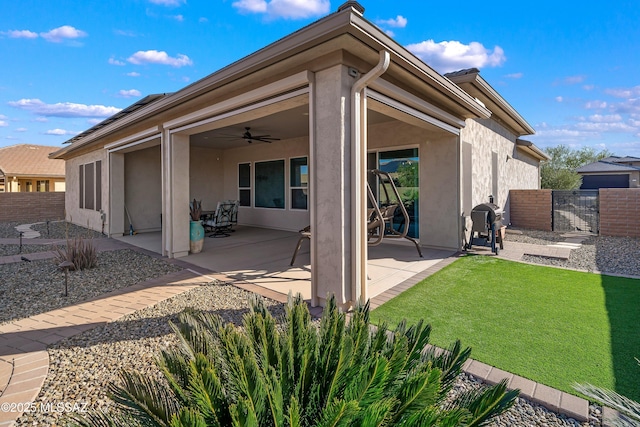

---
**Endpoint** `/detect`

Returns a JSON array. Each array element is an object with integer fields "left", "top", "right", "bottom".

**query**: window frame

[
  {"left": 254, "top": 158, "right": 285, "bottom": 210},
  {"left": 79, "top": 160, "right": 102, "bottom": 211},
  {"left": 238, "top": 162, "right": 252, "bottom": 207},
  {"left": 289, "top": 156, "right": 308, "bottom": 211}
]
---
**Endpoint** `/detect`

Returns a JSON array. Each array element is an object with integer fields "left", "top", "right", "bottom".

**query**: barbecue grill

[{"left": 466, "top": 200, "right": 504, "bottom": 254}]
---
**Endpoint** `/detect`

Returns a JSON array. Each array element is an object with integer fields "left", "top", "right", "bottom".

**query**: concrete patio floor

[{"left": 115, "top": 226, "right": 454, "bottom": 302}]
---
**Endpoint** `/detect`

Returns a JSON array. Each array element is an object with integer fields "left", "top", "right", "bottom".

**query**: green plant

[
  {"left": 574, "top": 358, "right": 640, "bottom": 427},
  {"left": 72, "top": 294, "right": 518, "bottom": 426}
]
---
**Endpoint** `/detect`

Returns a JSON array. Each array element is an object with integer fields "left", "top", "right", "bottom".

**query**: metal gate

[{"left": 552, "top": 190, "right": 599, "bottom": 233}]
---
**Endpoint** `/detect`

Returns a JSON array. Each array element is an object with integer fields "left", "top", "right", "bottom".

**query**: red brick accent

[
  {"left": 599, "top": 188, "right": 640, "bottom": 237},
  {"left": 509, "top": 190, "right": 552, "bottom": 231},
  {"left": 0, "top": 192, "right": 65, "bottom": 222}
]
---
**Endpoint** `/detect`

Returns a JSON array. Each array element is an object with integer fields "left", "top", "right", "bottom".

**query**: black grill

[{"left": 467, "top": 201, "right": 503, "bottom": 254}]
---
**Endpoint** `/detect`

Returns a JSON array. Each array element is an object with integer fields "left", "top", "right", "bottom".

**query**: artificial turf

[{"left": 370, "top": 255, "right": 640, "bottom": 401}]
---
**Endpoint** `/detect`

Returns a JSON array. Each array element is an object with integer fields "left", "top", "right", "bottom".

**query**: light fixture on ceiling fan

[{"left": 241, "top": 127, "right": 280, "bottom": 143}]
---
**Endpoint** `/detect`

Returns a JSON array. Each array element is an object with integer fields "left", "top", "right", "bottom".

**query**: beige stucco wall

[
  {"left": 124, "top": 146, "right": 162, "bottom": 233},
  {"left": 367, "top": 120, "right": 461, "bottom": 250},
  {"left": 460, "top": 118, "right": 539, "bottom": 226},
  {"left": 64, "top": 149, "right": 108, "bottom": 231},
  {"left": 222, "top": 136, "right": 309, "bottom": 232},
  {"left": 189, "top": 145, "right": 225, "bottom": 212}
]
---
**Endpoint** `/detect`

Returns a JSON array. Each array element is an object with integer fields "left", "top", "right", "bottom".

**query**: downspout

[{"left": 351, "top": 50, "right": 390, "bottom": 304}]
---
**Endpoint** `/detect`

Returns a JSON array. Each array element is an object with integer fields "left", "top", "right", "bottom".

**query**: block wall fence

[
  {"left": 0, "top": 192, "right": 65, "bottom": 223},
  {"left": 509, "top": 188, "right": 640, "bottom": 238}
]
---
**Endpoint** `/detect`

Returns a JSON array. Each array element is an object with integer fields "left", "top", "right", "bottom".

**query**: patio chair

[
  {"left": 204, "top": 201, "right": 237, "bottom": 238},
  {"left": 289, "top": 225, "right": 311, "bottom": 266}
]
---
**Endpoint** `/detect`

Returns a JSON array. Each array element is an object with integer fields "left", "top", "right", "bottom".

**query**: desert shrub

[
  {"left": 53, "top": 236, "right": 97, "bottom": 271},
  {"left": 72, "top": 294, "right": 518, "bottom": 426}
]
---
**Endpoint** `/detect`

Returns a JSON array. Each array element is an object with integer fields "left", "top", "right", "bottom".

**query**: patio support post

[
  {"left": 109, "top": 152, "right": 125, "bottom": 237},
  {"left": 310, "top": 64, "right": 355, "bottom": 307},
  {"left": 168, "top": 133, "right": 190, "bottom": 258}
]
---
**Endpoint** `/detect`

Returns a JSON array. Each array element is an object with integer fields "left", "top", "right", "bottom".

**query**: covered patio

[{"left": 115, "top": 226, "right": 453, "bottom": 302}]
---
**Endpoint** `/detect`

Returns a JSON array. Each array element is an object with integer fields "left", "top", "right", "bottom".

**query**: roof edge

[
  {"left": 516, "top": 139, "right": 550, "bottom": 161},
  {"left": 446, "top": 68, "right": 535, "bottom": 136}
]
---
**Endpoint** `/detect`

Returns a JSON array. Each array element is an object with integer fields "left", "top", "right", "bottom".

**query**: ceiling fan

[{"left": 241, "top": 127, "right": 280, "bottom": 143}]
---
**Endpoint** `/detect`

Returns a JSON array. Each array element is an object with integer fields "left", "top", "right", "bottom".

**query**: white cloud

[
  {"left": 87, "top": 118, "right": 103, "bottom": 125},
  {"left": 118, "top": 89, "right": 142, "bottom": 98},
  {"left": 555, "top": 96, "right": 563, "bottom": 102},
  {"left": 605, "top": 86, "right": 640, "bottom": 98},
  {"left": 114, "top": 29, "right": 138, "bottom": 37},
  {"left": 505, "top": 72, "right": 523, "bottom": 79},
  {"left": 385, "top": 30, "right": 395, "bottom": 37},
  {"left": 377, "top": 15, "right": 408, "bottom": 28},
  {"left": 34, "top": 117, "right": 48, "bottom": 122},
  {"left": 233, "top": 0, "right": 330, "bottom": 19},
  {"left": 8, "top": 98, "right": 121, "bottom": 118},
  {"left": 2, "top": 30, "right": 38, "bottom": 39},
  {"left": 45, "top": 128, "right": 78, "bottom": 135},
  {"left": 126, "top": 71, "right": 141, "bottom": 77},
  {"left": 40, "top": 25, "right": 87, "bottom": 43},
  {"left": 585, "top": 100, "right": 607, "bottom": 109},
  {"left": 587, "top": 114, "right": 622, "bottom": 123},
  {"left": 172, "top": 14, "right": 184, "bottom": 21},
  {"left": 0, "top": 120, "right": 8, "bottom": 127},
  {"left": 15, "top": 127, "right": 27, "bottom": 132},
  {"left": 127, "top": 50, "right": 193, "bottom": 67},
  {"left": 149, "top": 0, "right": 185, "bottom": 6},
  {"left": 199, "top": 17, "right": 209, "bottom": 23},
  {"left": 564, "top": 75, "right": 586, "bottom": 85},
  {"left": 109, "top": 57, "right": 126, "bottom": 66},
  {"left": 406, "top": 40, "right": 506, "bottom": 73},
  {"left": 583, "top": 84, "right": 595, "bottom": 91}
]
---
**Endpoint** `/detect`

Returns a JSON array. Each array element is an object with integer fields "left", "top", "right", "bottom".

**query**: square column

[
  {"left": 163, "top": 132, "right": 190, "bottom": 258},
  {"left": 109, "top": 152, "right": 125, "bottom": 237},
  {"left": 310, "top": 64, "right": 359, "bottom": 307}
]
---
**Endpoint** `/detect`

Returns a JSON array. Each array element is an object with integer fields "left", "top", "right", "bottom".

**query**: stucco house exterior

[
  {"left": 576, "top": 156, "right": 640, "bottom": 189},
  {"left": 50, "top": 2, "right": 546, "bottom": 307},
  {"left": 0, "top": 144, "right": 65, "bottom": 193}
]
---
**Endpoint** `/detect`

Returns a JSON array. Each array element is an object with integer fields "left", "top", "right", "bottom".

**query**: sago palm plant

[{"left": 72, "top": 294, "right": 518, "bottom": 426}]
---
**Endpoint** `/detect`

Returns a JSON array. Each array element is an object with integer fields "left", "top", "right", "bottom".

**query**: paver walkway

[
  {"left": 0, "top": 230, "right": 620, "bottom": 426},
  {"left": 0, "top": 268, "right": 214, "bottom": 426}
]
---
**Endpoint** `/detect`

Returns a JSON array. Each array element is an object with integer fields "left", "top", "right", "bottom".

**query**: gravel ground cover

[
  {"left": 508, "top": 229, "right": 640, "bottom": 277},
  {"left": 6, "top": 226, "right": 623, "bottom": 426},
  {"left": 15, "top": 280, "right": 602, "bottom": 427},
  {"left": 0, "top": 221, "right": 105, "bottom": 239},
  {"left": 16, "top": 282, "right": 285, "bottom": 426},
  {"left": 0, "top": 248, "right": 182, "bottom": 325},
  {"left": 0, "top": 243, "right": 54, "bottom": 257}
]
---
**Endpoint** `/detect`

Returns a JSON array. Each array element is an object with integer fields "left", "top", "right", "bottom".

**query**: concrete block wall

[
  {"left": 0, "top": 192, "right": 65, "bottom": 222},
  {"left": 599, "top": 188, "right": 640, "bottom": 237},
  {"left": 509, "top": 189, "right": 552, "bottom": 231}
]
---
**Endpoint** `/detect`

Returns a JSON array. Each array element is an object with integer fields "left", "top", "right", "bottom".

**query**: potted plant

[{"left": 189, "top": 199, "right": 205, "bottom": 254}]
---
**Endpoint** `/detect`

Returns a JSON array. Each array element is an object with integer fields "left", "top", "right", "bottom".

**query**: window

[
  {"left": 255, "top": 160, "right": 284, "bottom": 209},
  {"left": 79, "top": 160, "right": 102, "bottom": 211},
  {"left": 25, "top": 181, "right": 33, "bottom": 192},
  {"left": 36, "top": 180, "right": 49, "bottom": 192},
  {"left": 290, "top": 157, "right": 308, "bottom": 210},
  {"left": 238, "top": 163, "right": 251, "bottom": 207}
]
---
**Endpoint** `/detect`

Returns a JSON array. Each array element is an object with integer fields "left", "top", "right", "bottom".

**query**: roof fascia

[
  {"left": 57, "top": 5, "right": 490, "bottom": 156},
  {"left": 516, "top": 139, "right": 550, "bottom": 161},
  {"left": 450, "top": 71, "right": 535, "bottom": 135}
]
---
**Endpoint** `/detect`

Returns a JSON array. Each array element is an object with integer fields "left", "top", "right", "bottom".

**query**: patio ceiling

[{"left": 189, "top": 103, "right": 396, "bottom": 149}]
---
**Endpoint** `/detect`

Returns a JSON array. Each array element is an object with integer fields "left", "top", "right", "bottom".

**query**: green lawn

[{"left": 370, "top": 255, "right": 640, "bottom": 401}]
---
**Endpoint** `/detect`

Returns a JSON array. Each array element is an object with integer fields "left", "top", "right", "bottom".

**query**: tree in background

[{"left": 541, "top": 145, "right": 613, "bottom": 189}]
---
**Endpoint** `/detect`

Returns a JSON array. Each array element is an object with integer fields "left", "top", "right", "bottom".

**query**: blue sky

[{"left": 1, "top": 0, "right": 639, "bottom": 156}]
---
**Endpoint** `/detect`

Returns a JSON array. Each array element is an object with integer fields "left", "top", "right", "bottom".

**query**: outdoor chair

[{"left": 204, "top": 200, "right": 238, "bottom": 238}]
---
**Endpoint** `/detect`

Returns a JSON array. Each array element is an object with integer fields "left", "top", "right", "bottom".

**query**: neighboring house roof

[
  {"left": 576, "top": 160, "right": 640, "bottom": 173},
  {"left": 598, "top": 156, "right": 640, "bottom": 166},
  {"left": 445, "top": 68, "right": 535, "bottom": 136},
  {"left": 0, "top": 144, "right": 65, "bottom": 178},
  {"left": 51, "top": 3, "right": 494, "bottom": 160}
]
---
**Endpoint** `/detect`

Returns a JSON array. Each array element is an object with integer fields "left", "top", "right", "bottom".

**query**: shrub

[
  {"left": 53, "top": 236, "right": 97, "bottom": 271},
  {"left": 72, "top": 294, "right": 518, "bottom": 426}
]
